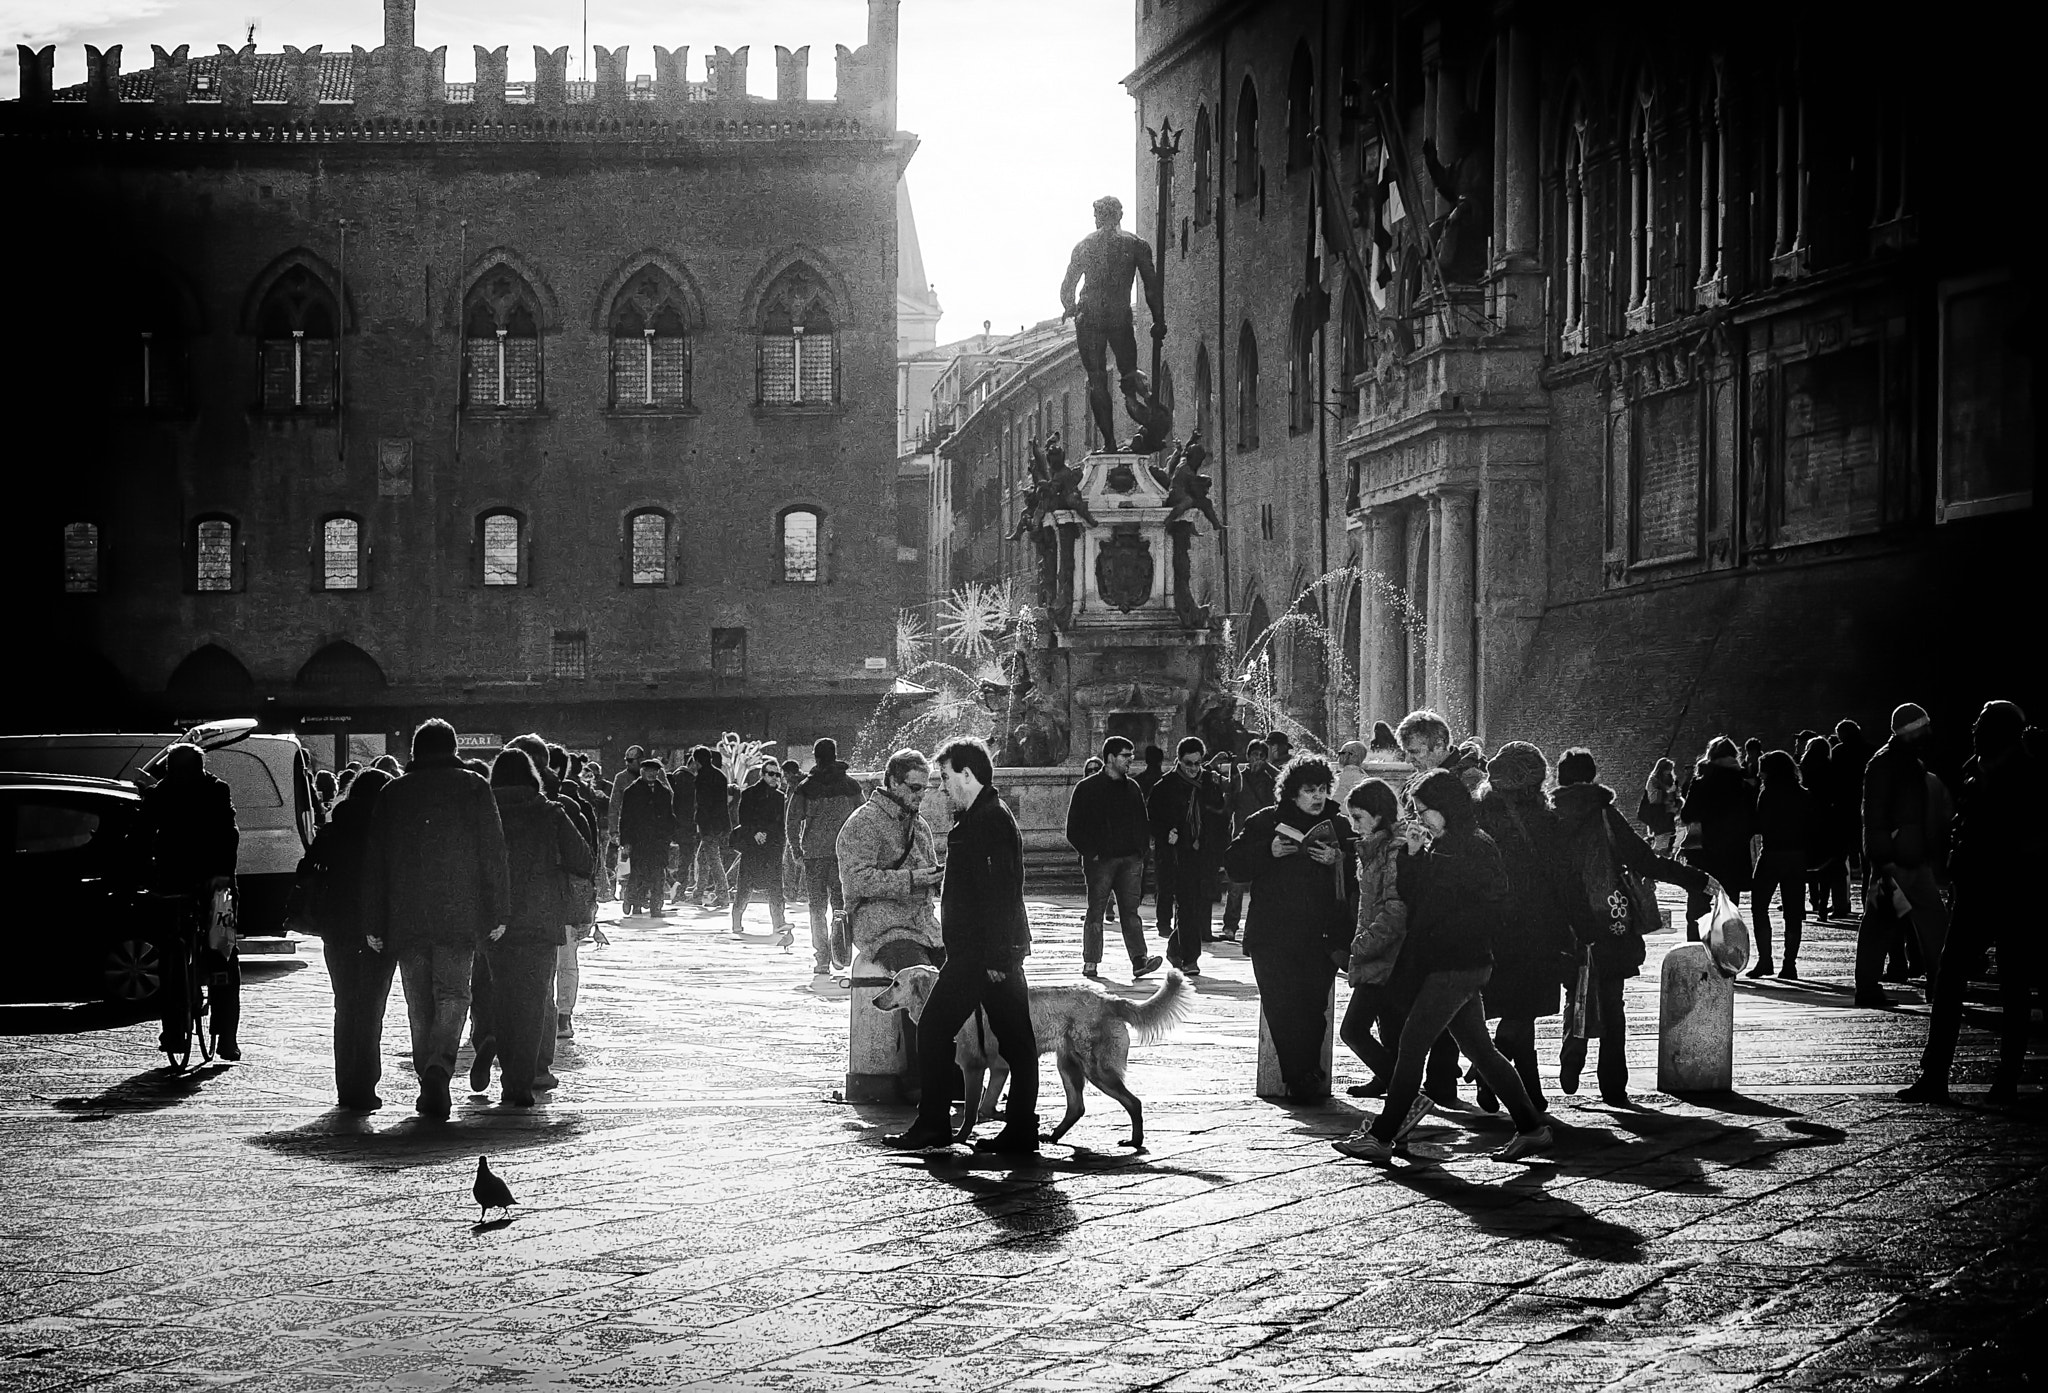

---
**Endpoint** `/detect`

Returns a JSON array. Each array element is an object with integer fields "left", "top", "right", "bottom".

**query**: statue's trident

[{"left": 1146, "top": 118, "right": 1181, "bottom": 398}]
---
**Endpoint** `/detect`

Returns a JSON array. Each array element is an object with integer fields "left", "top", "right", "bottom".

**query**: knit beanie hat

[
  {"left": 1557, "top": 748, "right": 1598, "bottom": 786},
  {"left": 1891, "top": 702, "right": 1930, "bottom": 735},
  {"left": 1486, "top": 741, "right": 1548, "bottom": 792}
]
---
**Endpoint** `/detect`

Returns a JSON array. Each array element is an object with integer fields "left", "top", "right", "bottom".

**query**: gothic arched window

[
  {"left": 464, "top": 271, "right": 543, "bottom": 409},
  {"left": 1288, "top": 296, "right": 1315, "bottom": 433},
  {"left": 1286, "top": 41, "right": 1316, "bottom": 172},
  {"left": 1192, "top": 105, "right": 1213, "bottom": 226},
  {"left": 320, "top": 514, "right": 363, "bottom": 591},
  {"left": 258, "top": 266, "right": 337, "bottom": 413},
  {"left": 1625, "top": 74, "right": 1656, "bottom": 323},
  {"left": 191, "top": 515, "right": 239, "bottom": 593},
  {"left": 757, "top": 266, "right": 838, "bottom": 407},
  {"left": 626, "top": 508, "right": 673, "bottom": 586},
  {"left": 610, "top": 272, "right": 693, "bottom": 409},
  {"left": 1561, "top": 97, "right": 1590, "bottom": 350},
  {"left": 1234, "top": 76, "right": 1261, "bottom": 204},
  {"left": 779, "top": 506, "right": 822, "bottom": 582},
  {"left": 1193, "top": 344, "right": 1213, "bottom": 445},
  {"left": 478, "top": 510, "right": 526, "bottom": 586}
]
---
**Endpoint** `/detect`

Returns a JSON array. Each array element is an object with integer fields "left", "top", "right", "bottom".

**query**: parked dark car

[{"left": 0, "top": 772, "right": 176, "bottom": 1007}]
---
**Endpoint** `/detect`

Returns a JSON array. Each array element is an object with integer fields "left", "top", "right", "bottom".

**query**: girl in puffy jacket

[{"left": 1337, "top": 778, "right": 1407, "bottom": 1097}]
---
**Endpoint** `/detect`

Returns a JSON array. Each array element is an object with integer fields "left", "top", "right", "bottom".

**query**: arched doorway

[{"left": 164, "top": 644, "right": 255, "bottom": 719}]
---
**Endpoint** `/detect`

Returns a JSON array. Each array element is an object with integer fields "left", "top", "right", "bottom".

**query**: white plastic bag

[{"left": 1694, "top": 887, "right": 1751, "bottom": 977}]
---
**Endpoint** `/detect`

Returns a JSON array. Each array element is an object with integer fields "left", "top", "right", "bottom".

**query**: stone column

[
  {"left": 1437, "top": 489, "right": 1477, "bottom": 738},
  {"left": 1503, "top": 25, "right": 1539, "bottom": 260},
  {"left": 1363, "top": 509, "right": 1408, "bottom": 730},
  {"left": 1406, "top": 502, "right": 1432, "bottom": 714}
]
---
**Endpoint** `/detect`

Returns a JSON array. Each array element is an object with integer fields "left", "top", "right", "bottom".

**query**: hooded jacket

[
  {"left": 786, "top": 760, "right": 865, "bottom": 861},
  {"left": 1553, "top": 781, "right": 1706, "bottom": 976},
  {"left": 493, "top": 784, "right": 592, "bottom": 943},
  {"left": 360, "top": 754, "right": 510, "bottom": 951}
]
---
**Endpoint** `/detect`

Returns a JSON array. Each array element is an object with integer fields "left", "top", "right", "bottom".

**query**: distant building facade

[
  {"left": 1128, "top": 0, "right": 2035, "bottom": 773},
  {"left": 9, "top": 0, "right": 916, "bottom": 769}
]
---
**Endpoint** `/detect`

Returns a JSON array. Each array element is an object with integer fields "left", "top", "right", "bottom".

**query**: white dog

[{"left": 874, "top": 965, "right": 1192, "bottom": 1150}]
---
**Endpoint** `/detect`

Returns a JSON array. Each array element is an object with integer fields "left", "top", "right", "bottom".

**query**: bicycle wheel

[
  {"left": 162, "top": 940, "right": 195, "bottom": 1071},
  {"left": 192, "top": 959, "right": 216, "bottom": 1065}
]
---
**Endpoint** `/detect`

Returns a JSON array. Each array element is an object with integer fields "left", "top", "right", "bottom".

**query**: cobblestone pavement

[{"left": 2, "top": 889, "right": 2043, "bottom": 1392}]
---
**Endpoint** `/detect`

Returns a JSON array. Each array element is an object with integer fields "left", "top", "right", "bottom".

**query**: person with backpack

[
  {"left": 1331, "top": 770, "right": 1551, "bottom": 1164},
  {"left": 786, "top": 738, "right": 868, "bottom": 979},
  {"left": 1551, "top": 748, "right": 1712, "bottom": 1103},
  {"left": 1750, "top": 749, "right": 1812, "bottom": 980}
]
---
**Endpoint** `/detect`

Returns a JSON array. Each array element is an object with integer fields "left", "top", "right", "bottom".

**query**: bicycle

[{"left": 142, "top": 884, "right": 235, "bottom": 1071}]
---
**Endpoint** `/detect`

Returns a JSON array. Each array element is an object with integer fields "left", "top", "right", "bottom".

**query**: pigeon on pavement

[{"left": 473, "top": 1156, "right": 515, "bottom": 1222}]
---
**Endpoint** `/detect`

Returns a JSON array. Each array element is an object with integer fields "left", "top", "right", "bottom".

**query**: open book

[{"left": 1276, "top": 818, "right": 1342, "bottom": 852}]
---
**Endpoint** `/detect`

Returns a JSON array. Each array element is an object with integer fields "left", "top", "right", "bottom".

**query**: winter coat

[
  {"left": 1233, "top": 762, "right": 1279, "bottom": 825},
  {"left": 1347, "top": 830, "right": 1407, "bottom": 986},
  {"left": 1863, "top": 737, "right": 1940, "bottom": 869},
  {"left": 836, "top": 787, "right": 942, "bottom": 961},
  {"left": 1950, "top": 745, "right": 2046, "bottom": 886},
  {"left": 730, "top": 782, "right": 787, "bottom": 887},
  {"left": 1680, "top": 762, "right": 1756, "bottom": 891},
  {"left": 786, "top": 760, "right": 864, "bottom": 861},
  {"left": 1225, "top": 801, "right": 1357, "bottom": 961},
  {"left": 141, "top": 769, "right": 240, "bottom": 888},
  {"left": 1636, "top": 783, "right": 1678, "bottom": 838},
  {"left": 1754, "top": 782, "right": 1812, "bottom": 859},
  {"left": 1064, "top": 771, "right": 1151, "bottom": 859},
  {"left": 1148, "top": 768, "right": 1231, "bottom": 856},
  {"left": 1394, "top": 826, "right": 1508, "bottom": 978},
  {"left": 360, "top": 755, "right": 510, "bottom": 952},
  {"left": 1799, "top": 743, "right": 1842, "bottom": 863},
  {"left": 606, "top": 767, "right": 636, "bottom": 837},
  {"left": 1473, "top": 788, "right": 1574, "bottom": 1019},
  {"left": 295, "top": 794, "right": 375, "bottom": 945},
  {"left": 693, "top": 766, "right": 731, "bottom": 837},
  {"left": 617, "top": 779, "right": 677, "bottom": 851},
  {"left": 493, "top": 785, "right": 591, "bottom": 945},
  {"left": 1553, "top": 782, "right": 1707, "bottom": 977},
  {"left": 939, "top": 786, "right": 1032, "bottom": 966}
]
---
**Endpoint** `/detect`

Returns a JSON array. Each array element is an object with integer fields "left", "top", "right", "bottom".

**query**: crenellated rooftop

[{"left": 5, "top": 0, "right": 901, "bottom": 143}]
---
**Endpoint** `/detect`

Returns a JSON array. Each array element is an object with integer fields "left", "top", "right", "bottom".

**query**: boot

[
  {"left": 1777, "top": 925, "right": 1801, "bottom": 980},
  {"left": 973, "top": 1114, "right": 1040, "bottom": 1155}
]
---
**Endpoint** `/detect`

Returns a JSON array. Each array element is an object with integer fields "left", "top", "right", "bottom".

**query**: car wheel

[{"left": 103, "top": 937, "right": 165, "bottom": 1005}]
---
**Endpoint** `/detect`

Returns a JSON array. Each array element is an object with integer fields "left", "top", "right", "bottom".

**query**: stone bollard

[
  {"left": 1257, "top": 979, "right": 1335, "bottom": 1098},
  {"left": 845, "top": 950, "right": 908, "bottom": 1103},
  {"left": 1658, "top": 941, "right": 1734, "bottom": 1092}
]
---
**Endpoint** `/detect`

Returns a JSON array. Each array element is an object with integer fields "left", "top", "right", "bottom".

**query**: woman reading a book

[{"left": 1225, "top": 754, "right": 1358, "bottom": 1102}]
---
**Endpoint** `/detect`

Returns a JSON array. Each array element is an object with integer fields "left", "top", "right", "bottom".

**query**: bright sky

[{"left": 3, "top": 0, "right": 1135, "bottom": 342}]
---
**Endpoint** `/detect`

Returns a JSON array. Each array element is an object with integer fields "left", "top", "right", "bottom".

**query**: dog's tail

[{"left": 1108, "top": 968, "right": 1194, "bottom": 1045}]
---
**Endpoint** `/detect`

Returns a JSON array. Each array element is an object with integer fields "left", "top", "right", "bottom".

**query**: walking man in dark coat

[
  {"left": 617, "top": 759, "right": 677, "bottom": 916},
  {"left": 1064, "top": 736, "right": 1164, "bottom": 983},
  {"left": 360, "top": 718, "right": 510, "bottom": 1119},
  {"left": 887, "top": 738, "right": 1041, "bottom": 1155},
  {"left": 692, "top": 747, "right": 732, "bottom": 910},
  {"left": 730, "top": 760, "right": 790, "bottom": 939},
  {"left": 1855, "top": 703, "right": 1952, "bottom": 1007},
  {"left": 1148, "top": 736, "right": 1231, "bottom": 976}
]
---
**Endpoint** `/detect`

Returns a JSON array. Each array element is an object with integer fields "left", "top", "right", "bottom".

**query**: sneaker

[
  {"left": 1895, "top": 1078, "right": 1951, "bottom": 1105},
  {"left": 1493, "top": 1125, "right": 1553, "bottom": 1162},
  {"left": 1432, "top": 1093, "right": 1476, "bottom": 1113},
  {"left": 1390, "top": 1094, "right": 1434, "bottom": 1143},
  {"left": 1332, "top": 1129, "right": 1395, "bottom": 1163},
  {"left": 1132, "top": 955, "right": 1163, "bottom": 980},
  {"left": 1081, "top": 963, "right": 1101, "bottom": 980}
]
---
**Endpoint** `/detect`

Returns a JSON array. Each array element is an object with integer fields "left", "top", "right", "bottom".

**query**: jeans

[
  {"left": 695, "top": 837, "right": 730, "bottom": 904},
  {"left": 806, "top": 857, "right": 845, "bottom": 971},
  {"left": 1162, "top": 845, "right": 1212, "bottom": 968},
  {"left": 1222, "top": 881, "right": 1248, "bottom": 935},
  {"left": 1918, "top": 879, "right": 2032, "bottom": 1087},
  {"left": 911, "top": 955, "right": 1039, "bottom": 1131},
  {"left": 1856, "top": 863, "right": 1950, "bottom": 997},
  {"left": 1750, "top": 848, "right": 1807, "bottom": 966},
  {"left": 1491, "top": 1015, "right": 1545, "bottom": 1109},
  {"left": 1373, "top": 967, "right": 1543, "bottom": 1141},
  {"left": 1082, "top": 854, "right": 1150, "bottom": 967},
  {"left": 398, "top": 942, "right": 476, "bottom": 1083},
  {"left": 1559, "top": 969, "right": 1630, "bottom": 1094},
  {"left": 469, "top": 940, "right": 556, "bottom": 1096},
  {"left": 322, "top": 940, "right": 396, "bottom": 1105},
  {"left": 1343, "top": 985, "right": 1461, "bottom": 1099},
  {"left": 1254, "top": 949, "right": 1338, "bottom": 1096}
]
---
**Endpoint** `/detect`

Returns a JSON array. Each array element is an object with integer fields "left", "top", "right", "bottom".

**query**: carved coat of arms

[{"left": 1094, "top": 528, "right": 1154, "bottom": 612}]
